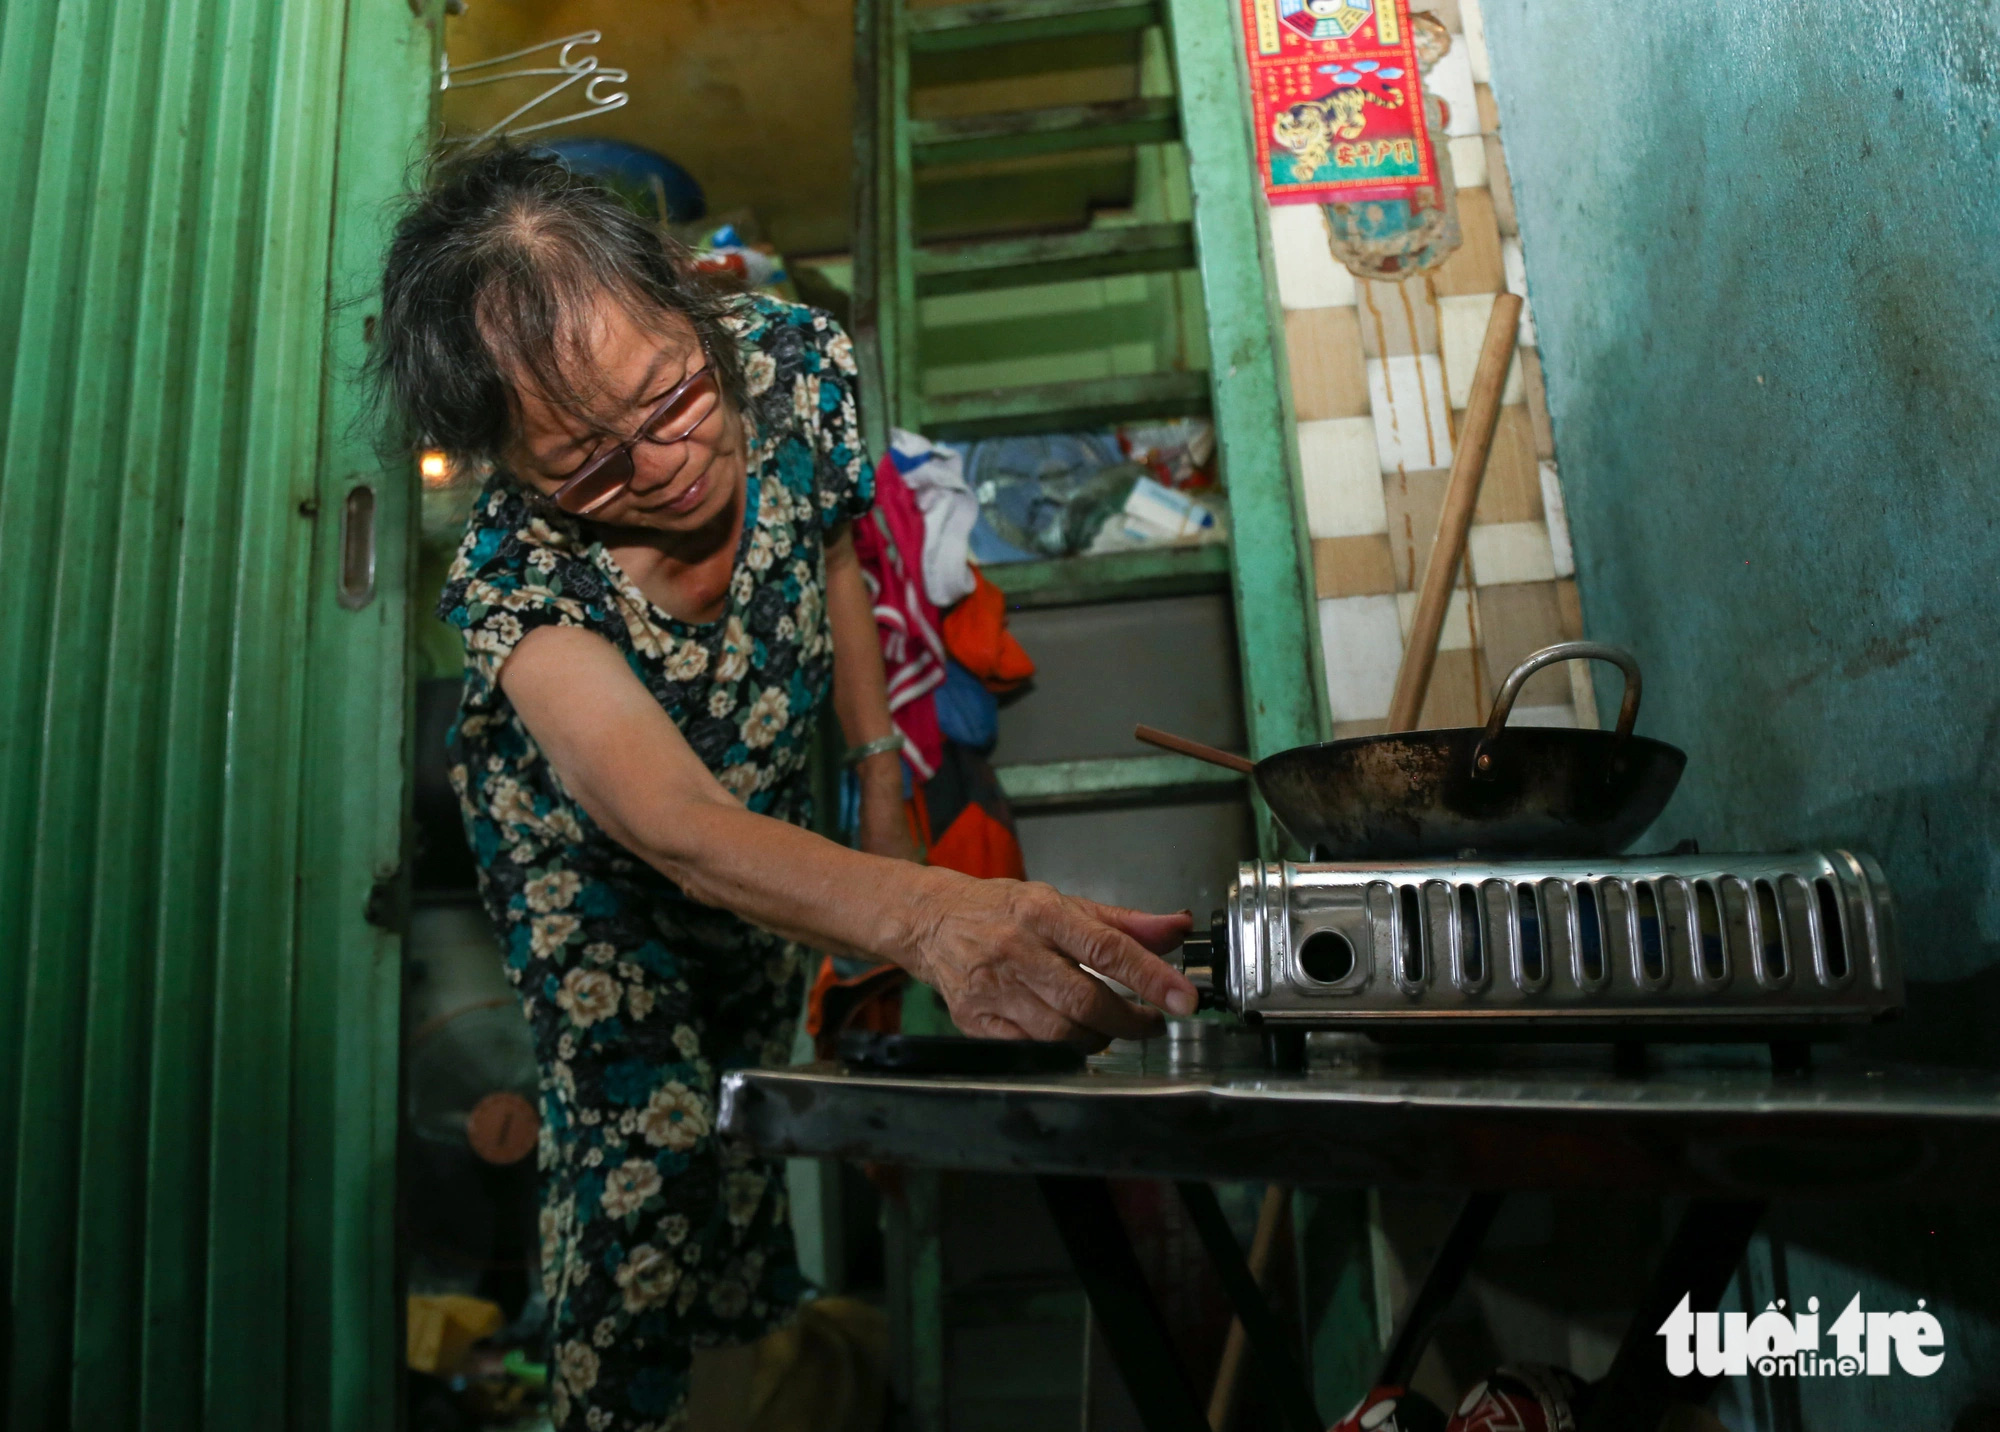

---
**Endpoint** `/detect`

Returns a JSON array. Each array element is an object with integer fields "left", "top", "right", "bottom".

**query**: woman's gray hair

[{"left": 372, "top": 143, "right": 748, "bottom": 467}]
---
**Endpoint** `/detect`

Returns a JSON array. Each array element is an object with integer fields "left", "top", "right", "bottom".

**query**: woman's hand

[
  {"left": 905, "top": 872, "right": 1196, "bottom": 1048},
  {"left": 855, "top": 751, "right": 922, "bottom": 863}
]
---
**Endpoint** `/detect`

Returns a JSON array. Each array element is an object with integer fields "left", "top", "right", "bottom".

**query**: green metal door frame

[
  {"left": 0, "top": 0, "right": 436, "bottom": 1425},
  {"left": 292, "top": 3, "right": 443, "bottom": 1427}
]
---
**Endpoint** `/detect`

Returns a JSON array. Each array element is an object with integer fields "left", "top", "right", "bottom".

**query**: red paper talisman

[{"left": 1238, "top": 0, "right": 1436, "bottom": 206}]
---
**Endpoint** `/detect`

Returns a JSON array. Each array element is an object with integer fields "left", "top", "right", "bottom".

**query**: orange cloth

[
  {"left": 941, "top": 568, "right": 1035, "bottom": 692},
  {"left": 804, "top": 955, "right": 905, "bottom": 1058},
  {"left": 910, "top": 745, "right": 1025, "bottom": 882},
  {"left": 803, "top": 799, "right": 928, "bottom": 1056},
  {"left": 805, "top": 737, "right": 1027, "bottom": 1057},
  {"left": 925, "top": 796, "right": 1027, "bottom": 882}
]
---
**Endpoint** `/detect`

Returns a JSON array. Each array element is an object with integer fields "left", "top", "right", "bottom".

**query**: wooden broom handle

[
  {"left": 1384, "top": 292, "right": 1524, "bottom": 734},
  {"left": 1209, "top": 294, "right": 1525, "bottom": 1429}
]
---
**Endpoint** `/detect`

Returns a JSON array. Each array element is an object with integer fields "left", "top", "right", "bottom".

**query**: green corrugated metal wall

[{"left": 0, "top": 0, "right": 435, "bottom": 1425}]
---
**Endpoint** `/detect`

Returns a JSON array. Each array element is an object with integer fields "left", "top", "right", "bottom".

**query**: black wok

[{"left": 1140, "top": 643, "right": 1686, "bottom": 859}]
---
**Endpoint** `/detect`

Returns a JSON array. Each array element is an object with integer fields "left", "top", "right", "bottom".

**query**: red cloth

[
  {"left": 853, "top": 456, "right": 946, "bottom": 779},
  {"left": 942, "top": 568, "right": 1036, "bottom": 692},
  {"left": 927, "top": 798, "right": 1026, "bottom": 882},
  {"left": 914, "top": 743, "right": 1026, "bottom": 881}
]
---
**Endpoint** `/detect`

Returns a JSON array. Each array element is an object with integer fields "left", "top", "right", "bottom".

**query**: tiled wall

[{"left": 1270, "top": 0, "right": 1598, "bottom": 737}]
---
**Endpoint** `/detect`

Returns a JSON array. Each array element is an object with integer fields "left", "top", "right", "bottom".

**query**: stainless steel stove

[{"left": 1178, "top": 850, "right": 1901, "bottom": 1039}]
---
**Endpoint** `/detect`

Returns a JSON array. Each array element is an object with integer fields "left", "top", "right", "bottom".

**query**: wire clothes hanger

[{"left": 440, "top": 30, "right": 630, "bottom": 145}]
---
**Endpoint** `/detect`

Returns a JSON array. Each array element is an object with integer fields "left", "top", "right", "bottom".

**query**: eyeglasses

[{"left": 550, "top": 357, "right": 721, "bottom": 517}]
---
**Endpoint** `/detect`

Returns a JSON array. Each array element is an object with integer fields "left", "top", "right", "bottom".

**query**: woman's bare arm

[
  {"left": 823, "top": 521, "right": 919, "bottom": 861},
  {"left": 499, "top": 624, "right": 1197, "bottom": 1044}
]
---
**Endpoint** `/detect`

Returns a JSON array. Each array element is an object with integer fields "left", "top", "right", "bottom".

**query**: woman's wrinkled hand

[{"left": 905, "top": 873, "right": 1198, "bottom": 1048}]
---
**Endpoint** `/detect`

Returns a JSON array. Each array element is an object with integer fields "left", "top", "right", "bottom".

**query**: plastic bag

[
  {"left": 961, "top": 432, "right": 1138, "bottom": 560},
  {"left": 1118, "top": 417, "right": 1217, "bottom": 491},
  {"left": 1085, "top": 474, "right": 1225, "bottom": 553}
]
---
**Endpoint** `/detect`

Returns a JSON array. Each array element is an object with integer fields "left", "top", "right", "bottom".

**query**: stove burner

[{"left": 1179, "top": 850, "right": 1900, "bottom": 1041}]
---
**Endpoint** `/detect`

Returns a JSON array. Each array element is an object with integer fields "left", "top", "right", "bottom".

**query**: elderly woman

[{"left": 375, "top": 146, "right": 1196, "bottom": 1432}]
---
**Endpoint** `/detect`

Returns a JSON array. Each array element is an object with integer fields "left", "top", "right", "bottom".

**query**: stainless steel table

[
  {"left": 719, "top": 1039, "right": 2000, "bottom": 1430},
  {"left": 720, "top": 1041, "right": 2000, "bottom": 1202}
]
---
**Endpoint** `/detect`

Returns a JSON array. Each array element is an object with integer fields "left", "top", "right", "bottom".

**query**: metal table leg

[
  {"left": 1581, "top": 1199, "right": 1766, "bottom": 1432},
  {"left": 1376, "top": 1192, "right": 1505, "bottom": 1389},
  {"left": 1175, "top": 1181, "right": 1324, "bottom": 1432},
  {"left": 1037, "top": 1177, "right": 1210, "bottom": 1432}
]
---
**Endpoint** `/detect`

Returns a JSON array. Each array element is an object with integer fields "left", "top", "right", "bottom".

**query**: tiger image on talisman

[
  {"left": 1271, "top": 102, "right": 1335, "bottom": 180},
  {"left": 1315, "top": 57, "right": 1410, "bottom": 137},
  {"left": 1323, "top": 82, "right": 1403, "bottom": 139},
  {"left": 1271, "top": 83, "right": 1405, "bottom": 180}
]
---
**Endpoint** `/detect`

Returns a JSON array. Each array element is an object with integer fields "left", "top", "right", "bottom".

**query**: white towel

[{"left": 888, "top": 428, "right": 978, "bottom": 608}]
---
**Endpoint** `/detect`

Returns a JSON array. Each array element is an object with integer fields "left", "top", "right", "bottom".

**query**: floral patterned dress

[{"left": 438, "top": 296, "right": 873, "bottom": 1432}]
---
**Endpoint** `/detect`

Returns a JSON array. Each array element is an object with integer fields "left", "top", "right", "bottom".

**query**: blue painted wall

[
  {"left": 1484, "top": 2, "right": 2000, "bottom": 1422},
  {"left": 1485, "top": 0, "right": 2000, "bottom": 986}
]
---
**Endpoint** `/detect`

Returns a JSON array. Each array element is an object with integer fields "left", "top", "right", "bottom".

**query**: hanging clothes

[
  {"left": 932, "top": 660, "right": 999, "bottom": 752},
  {"left": 804, "top": 955, "right": 906, "bottom": 1060},
  {"left": 803, "top": 741, "right": 1028, "bottom": 1055},
  {"left": 941, "top": 567, "right": 1037, "bottom": 693},
  {"left": 888, "top": 428, "right": 978, "bottom": 608},
  {"left": 814, "top": 452, "right": 1030, "bottom": 1056},
  {"left": 852, "top": 455, "right": 946, "bottom": 779},
  {"left": 914, "top": 743, "right": 1027, "bottom": 883}
]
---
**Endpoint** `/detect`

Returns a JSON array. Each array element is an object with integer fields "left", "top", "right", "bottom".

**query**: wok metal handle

[{"left": 1471, "top": 642, "right": 1642, "bottom": 778}]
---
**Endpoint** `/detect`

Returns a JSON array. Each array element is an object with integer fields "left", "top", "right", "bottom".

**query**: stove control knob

[
  {"left": 1174, "top": 936, "right": 1215, "bottom": 1004},
  {"left": 1206, "top": 908, "right": 1232, "bottom": 1010},
  {"left": 1169, "top": 911, "right": 1232, "bottom": 1011}
]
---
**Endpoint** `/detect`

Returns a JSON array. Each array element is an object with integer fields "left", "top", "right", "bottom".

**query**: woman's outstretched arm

[{"left": 499, "top": 623, "right": 1197, "bottom": 1045}]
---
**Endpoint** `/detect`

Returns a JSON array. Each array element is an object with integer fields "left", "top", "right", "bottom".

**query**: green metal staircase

[
  {"left": 860, "top": 0, "right": 1209, "bottom": 443},
  {"left": 852, "top": 0, "right": 1330, "bottom": 824}
]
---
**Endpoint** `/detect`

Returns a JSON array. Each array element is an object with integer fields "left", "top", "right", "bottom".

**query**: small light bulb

[{"left": 419, "top": 449, "right": 451, "bottom": 486}]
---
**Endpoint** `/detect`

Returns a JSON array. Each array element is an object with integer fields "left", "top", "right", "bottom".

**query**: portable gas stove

[{"left": 1176, "top": 848, "right": 1902, "bottom": 1043}]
